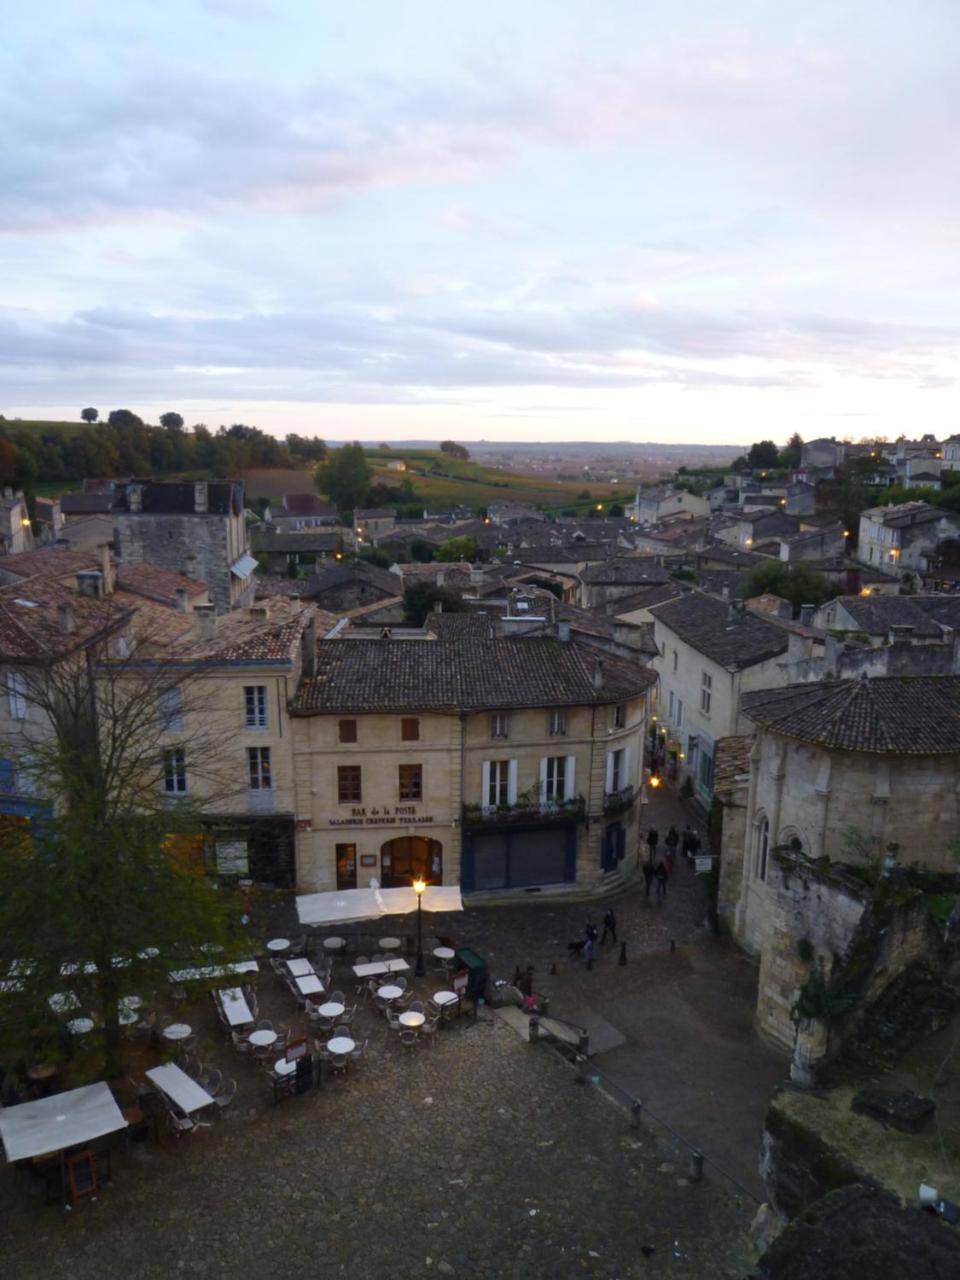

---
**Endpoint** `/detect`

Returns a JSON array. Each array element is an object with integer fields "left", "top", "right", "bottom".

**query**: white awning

[
  {"left": 230, "top": 552, "right": 259, "bottom": 579},
  {"left": 296, "top": 885, "right": 463, "bottom": 927},
  {"left": 0, "top": 1082, "right": 127, "bottom": 1163}
]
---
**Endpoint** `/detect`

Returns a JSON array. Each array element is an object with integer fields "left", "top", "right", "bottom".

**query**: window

[
  {"left": 245, "top": 685, "right": 268, "bottom": 729},
  {"left": 700, "top": 671, "right": 712, "bottom": 715},
  {"left": 487, "top": 760, "right": 510, "bottom": 807},
  {"left": 338, "top": 765, "right": 362, "bottom": 803},
  {"left": 609, "top": 748, "right": 623, "bottom": 793},
  {"left": 158, "top": 686, "right": 183, "bottom": 732},
  {"left": 490, "top": 712, "right": 510, "bottom": 740},
  {"left": 398, "top": 763, "right": 423, "bottom": 801},
  {"left": 668, "top": 690, "right": 675, "bottom": 720},
  {"left": 698, "top": 748, "right": 714, "bottom": 793},
  {"left": 549, "top": 709, "right": 567, "bottom": 736},
  {"left": 611, "top": 704, "right": 626, "bottom": 729},
  {"left": 7, "top": 670, "right": 27, "bottom": 720},
  {"left": 401, "top": 717, "right": 420, "bottom": 742},
  {"left": 543, "top": 756, "right": 566, "bottom": 801},
  {"left": 163, "top": 747, "right": 187, "bottom": 794},
  {"left": 676, "top": 698, "right": 683, "bottom": 729},
  {"left": 755, "top": 816, "right": 770, "bottom": 881},
  {"left": 339, "top": 719, "right": 358, "bottom": 744},
  {"left": 687, "top": 736, "right": 699, "bottom": 776},
  {"left": 248, "top": 746, "right": 272, "bottom": 791},
  {"left": 672, "top": 649, "right": 678, "bottom": 672}
]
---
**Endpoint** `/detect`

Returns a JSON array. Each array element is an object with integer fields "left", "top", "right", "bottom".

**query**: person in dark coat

[
  {"left": 642, "top": 859, "right": 655, "bottom": 898},
  {"left": 655, "top": 861, "right": 668, "bottom": 899},
  {"left": 646, "top": 827, "right": 659, "bottom": 861},
  {"left": 681, "top": 825, "right": 696, "bottom": 859},
  {"left": 601, "top": 908, "right": 617, "bottom": 944}
]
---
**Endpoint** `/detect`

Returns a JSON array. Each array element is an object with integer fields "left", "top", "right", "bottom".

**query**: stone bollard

[
  {"left": 630, "top": 1100, "right": 643, "bottom": 1129},
  {"left": 549, "top": 961, "right": 557, "bottom": 976},
  {"left": 619, "top": 941, "right": 627, "bottom": 966},
  {"left": 688, "top": 1150, "right": 704, "bottom": 1183},
  {"left": 574, "top": 1053, "right": 589, "bottom": 1085},
  {"left": 528, "top": 1015, "right": 540, "bottom": 1043}
]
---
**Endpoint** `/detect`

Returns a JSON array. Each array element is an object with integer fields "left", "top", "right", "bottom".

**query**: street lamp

[{"left": 413, "top": 877, "right": 426, "bottom": 976}]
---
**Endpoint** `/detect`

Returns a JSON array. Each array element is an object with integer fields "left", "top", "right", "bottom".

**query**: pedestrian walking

[
  {"left": 642, "top": 859, "right": 654, "bottom": 898},
  {"left": 601, "top": 908, "right": 617, "bottom": 944},
  {"left": 646, "top": 827, "right": 659, "bottom": 861},
  {"left": 655, "top": 861, "right": 668, "bottom": 900},
  {"left": 583, "top": 934, "right": 594, "bottom": 965},
  {"left": 687, "top": 830, "right": 701, "bottom": 864},
  {"left": 681, "top": 824, "right": 696, "bottom": 859}
]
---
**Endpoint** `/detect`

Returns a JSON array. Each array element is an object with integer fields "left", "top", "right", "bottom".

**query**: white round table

[
  {"left": 121, "top": 995, "right": 143, "bottom": 1010},
  {"left": 162, "top": 1022, "right": 192, "bottom": 1041},
  {"left": 67, "top": 1017, "right": 94, "bottom": 1035},
  {"left": 323, "top": 936, "right": 345, "bottom": 951},
  {"left": 119, "top": 1006, "right": 138, "bottom": 1026},
  {"left": 378, "top": 984, "right": 403, "bottom": 1001},
  {"left": 327, "top": 1036, "right": 355, "bottom": 1056},
  {"left": 433, "top": 946, "right": 455, "bottom": 961},
  {"left": 49, "top": 991, "right": 79, "bottom": 1013},
  {"left": 378, "top": 936, "right": 401, "bottom": 950},
  {"left": 317, "top": 1002, "right": 344, "bottom": 1019},
  {"left": 139, "top": 947, "right": 160, "bottom": 960},
  {"left": 399, "top": 1011, "right": 425, "bottom": 1029},
  {"left": 433, "top": 991, "right": 459, "bottom": 1007},
  {"left": 267, "top": 938, "right": 290, "bottom": 952},
  {"left": 249, "top": 1029, "right": 278, "bottom": 1047},
  {"left": 274, "top": 1058, "right": 295, "bottom": 1076}
]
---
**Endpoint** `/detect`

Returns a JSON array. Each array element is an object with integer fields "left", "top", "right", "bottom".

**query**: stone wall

[{"left": 114, "top": 510, "right": 251, "bottom": 613}]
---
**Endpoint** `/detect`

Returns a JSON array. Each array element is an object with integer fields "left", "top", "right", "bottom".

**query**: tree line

[{"left": 0, "top": 409, "right": 327, "bottom": 490}]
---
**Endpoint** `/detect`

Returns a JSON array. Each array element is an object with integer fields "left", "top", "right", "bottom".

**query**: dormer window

[{"left": 490, "top": 712, "right": 510, "bottom": 740}]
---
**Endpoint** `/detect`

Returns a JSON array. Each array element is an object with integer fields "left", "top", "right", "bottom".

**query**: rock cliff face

[{"left": 749, "top": 1184, "right": 960, "bottom": 1280}]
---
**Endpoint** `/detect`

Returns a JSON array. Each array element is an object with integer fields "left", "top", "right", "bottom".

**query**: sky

[{"left": 2, "top": 0, "right": 958, "bottom": 445}]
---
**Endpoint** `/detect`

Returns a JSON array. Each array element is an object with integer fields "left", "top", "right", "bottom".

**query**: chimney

[
  {"left": 193, "top": 603, "right": 217, "bottom": 642},
  {"left": 593, "top": 659, "right": 605, "bottom": 689},
  {"left": 301, "top": 614, "right": 317, "bottom": 678},
  {"left": 174, "top": 587, "right": 188, "bottom": 613},
  {"left": 194, "top": 481, "right": 208, "bottom": 514},
  {"left": 58, "top": 602, "right": 75, "bottom": 634},
  {"left": 76, "top": 570, "right": 104, "bottom": 598},
  {"left": 433, "top": 599, "right": 443, "bottom": 614},
  {"left": 721, "top": 585, "right": 730, "bottom": 602},
  {"left": 557, "top": 620, "right": 571, "bottom": 642},
  {"left": 127, "top": 484, "right": 142, "bottom": 512},
  {"left": 799, "top": 603, "right": 815, "bottom": 626},
  {"left": 436, "top": 569, "right": 445, "bottom": 588},
  {"left": 469, "top": 568, "right": 484, "bottom": 586},
  {"left": 99, "top": 544, "right": 114, "bottom": 594}
]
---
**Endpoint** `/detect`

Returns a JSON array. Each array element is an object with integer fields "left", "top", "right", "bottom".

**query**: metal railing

[
  {"left": 603, "top": 784, "right": 635, "bottom": 815},
  {"left": 528, "top": 1013, "right": 763, "bottom": 1207},
  {"left": 462, "top": 796, "right": 586, "bottom": 828}
]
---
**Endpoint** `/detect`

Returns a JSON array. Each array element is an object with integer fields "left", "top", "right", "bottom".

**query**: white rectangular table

[
  {"left": 352, "top": 958, "right": 411, "bottom": 979},
  {"left": 146, "top": 1063, "right": 216, "bottom": 1115},
  {"left": 295, "top": 974, "right": 324, "bottom": 996},
  {"left": 286, "top": 958, "right": 314, "bottom": 977},
  {"left": 169, "top": 959, "right": 259, "bottom": 982},
  {"left": 0, "top": 1083, "right": 127, "bottom": 1162},
  {"left": 218, "top": 987, "right": 254, "bottom": 1027}
]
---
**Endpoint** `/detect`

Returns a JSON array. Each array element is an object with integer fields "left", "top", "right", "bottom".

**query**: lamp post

[{"left": 413, "top": 877, "right": 426, "bottom": 976}]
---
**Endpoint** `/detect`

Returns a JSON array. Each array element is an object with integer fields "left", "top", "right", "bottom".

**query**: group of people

[
  {"left": 640, "top": 824, "right": 701, "bottom": 899},
  {"left": 572, "top": 908, "right": 618, "bottom": 964}
]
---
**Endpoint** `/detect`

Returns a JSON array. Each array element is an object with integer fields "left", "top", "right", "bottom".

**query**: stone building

[
  {"left": 0, "top": 489, "right": 34, "bottom": 557},
  {"left": 112, "top": 480, "right": 254, "bottom": 613},
  {"left": 577, "top": 557, "right": 671, "bottom": 608},
  {"left": 631, "top": 485, "right": 709, "bottom": 527},
  {"left": 720, "top": 675, "right": 960, "bottom": 1046},
  {"left": 289, "top": 624, "right": 655, "bottom": 895},
  {"left": 856, "top": 501, "right": 960, "bottom": 578}
]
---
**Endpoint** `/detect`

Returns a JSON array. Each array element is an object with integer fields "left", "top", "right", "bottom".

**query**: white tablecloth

[
  {"left": 218, "top": 987, "right": 254, "bottom": 1027},
  {"left": 296, "top": 974, "right": 324, "bottom": 996},
  {"left": 0, "top": 1082, "right": 127, "bottom": 1162},
  {"left": 146, "top": 1064, "right": 215, "bottom": 1115},
  {"left": 286, "top": 958, "right": 314, "bottom": 977}
]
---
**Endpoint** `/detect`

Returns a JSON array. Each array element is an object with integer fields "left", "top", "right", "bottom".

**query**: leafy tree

[
  {"left": 440, "top": 440, "right": 470, "bottom": 460},
  {"left": 608, "top": 501, "right": 625, "bottom": 517},
  {"left": 160, "top": 411, "right": 184, "bottom": 431},
  {"left": 107, "top": 408, "right": 144, "bottom": 430},
  {"left": 402, "top": 582, "right": 467, "bottom": 625},
  {"left": 80, "top": 407, "right": 99, "bottom": 424},
  {"left": 315, "top": 444, "right": 372, "bottom": 518},
  {"left": 780, "top": 433, "right": 803, "bottom": 468},
  {"left": 410, "top": 540, "right": 435, "bottom": 563},
  {"left": 742, "top": 561, "right": 832, "bottom": 617},
  {"left": 0, "top": 635, "right": 246, "bottom": 1076},
  {"left": 358, "top": 547, "right": 391, "bottom": 569},
  {"left": 435, "top": 536, "right": 477, "bottom": 562},
  {"left": 746, "top": 440, "right": 780, "bottom": 470}
]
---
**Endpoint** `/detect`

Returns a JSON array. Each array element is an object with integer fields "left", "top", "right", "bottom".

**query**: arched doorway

[{"left": 380, "top": 836, "right": 442, "bottom": 889}]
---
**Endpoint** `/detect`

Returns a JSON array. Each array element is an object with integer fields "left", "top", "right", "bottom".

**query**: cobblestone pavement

[{"left": 3, "top": 1014, "right": 753, "bottom": 1279}]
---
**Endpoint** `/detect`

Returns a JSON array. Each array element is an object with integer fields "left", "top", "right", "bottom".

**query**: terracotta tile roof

[
  {"left": 580, "top": 557, "right": 671, "bottom": 586},
  {"left": 0, "top": 547, "right": 97, "bottom": 582},
  {"left": 713, "top": 736, "right": 753, "bottom": 793},
  {"left": 114, "top": 562, "right": 208, "bottom": 606},
  {"left": 741, "top": 676, "right": 960, "bottom": 754},
  {"left": 827, "top": 594, "right": 960, "bottom": 637},
  {"left": 650, "top": 590, "right": 788, "bottom": 669},
  {"left": 0, "top": 579, "right": 133, "bottom": 663},
  {"left": 112, "top": 591, "right": 196, "bottom": 647},
  {"left": 292, "top": 635, "right": 656, "bottom": 715},
  {"left": 168, "top": 600, "right": 329, "bottom": 665},
  {"left": 601, "top": 584, "right": 683, "bottom": 616}
]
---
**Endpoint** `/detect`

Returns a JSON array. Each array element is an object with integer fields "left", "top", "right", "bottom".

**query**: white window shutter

[
  {"left": 565, "top": 755, "right": 576, "bottom": 801},
  {"left": 481, "top": 761, "right": 491, "bottom": 810},
  {"left": 538, "top": 757, "right": 547, "bottom": 798},
  {"left": 604, "top": 751, "right": 614, "bottom": 793},
  {"left": 507, "top": 759, "right": 518, "bottom": 805},
  {"left": 623, "top": 745, "right": 632, "bottom": 789}
]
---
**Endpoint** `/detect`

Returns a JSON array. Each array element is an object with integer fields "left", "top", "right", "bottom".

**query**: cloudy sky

[{"left": 3, "top": 1, "right": 958, "bottom": 444}]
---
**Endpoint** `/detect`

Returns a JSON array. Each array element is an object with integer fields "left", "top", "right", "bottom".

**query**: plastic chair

[
  {"left": 340, "top": 1003, "right": 357, "bottom": 1026},
  {"left": 330, "top": 990, "right": 345, "bottom": 1005},
  {"left": 421, "top": 1016, "right": 440, "bottom": 1048},
  {"left": 214, "top": 1078, "right": 237, "bottom": 1111},
  {"left": 409, "top": 1000, "right": 425, "bottom": 1015},
  {"left": 330, "top": 1053, "right": 348, "bottom": 1075},
  {"left": 350, "top": 1037, "right": 368, "bottom": 1063},
  {"left": 399, "top": 1030, "right": 418, "bottom": 1050}
]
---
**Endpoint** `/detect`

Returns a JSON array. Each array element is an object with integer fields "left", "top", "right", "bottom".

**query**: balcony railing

[
  {"left": 463, "top": 795, "right": 586, "bottom": 828},
  {"left": 603, "top": 784, "right": 636, "bottom": 815},
  {"left": 248, "top": 788, "right": 275, "bottom": 813}
]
